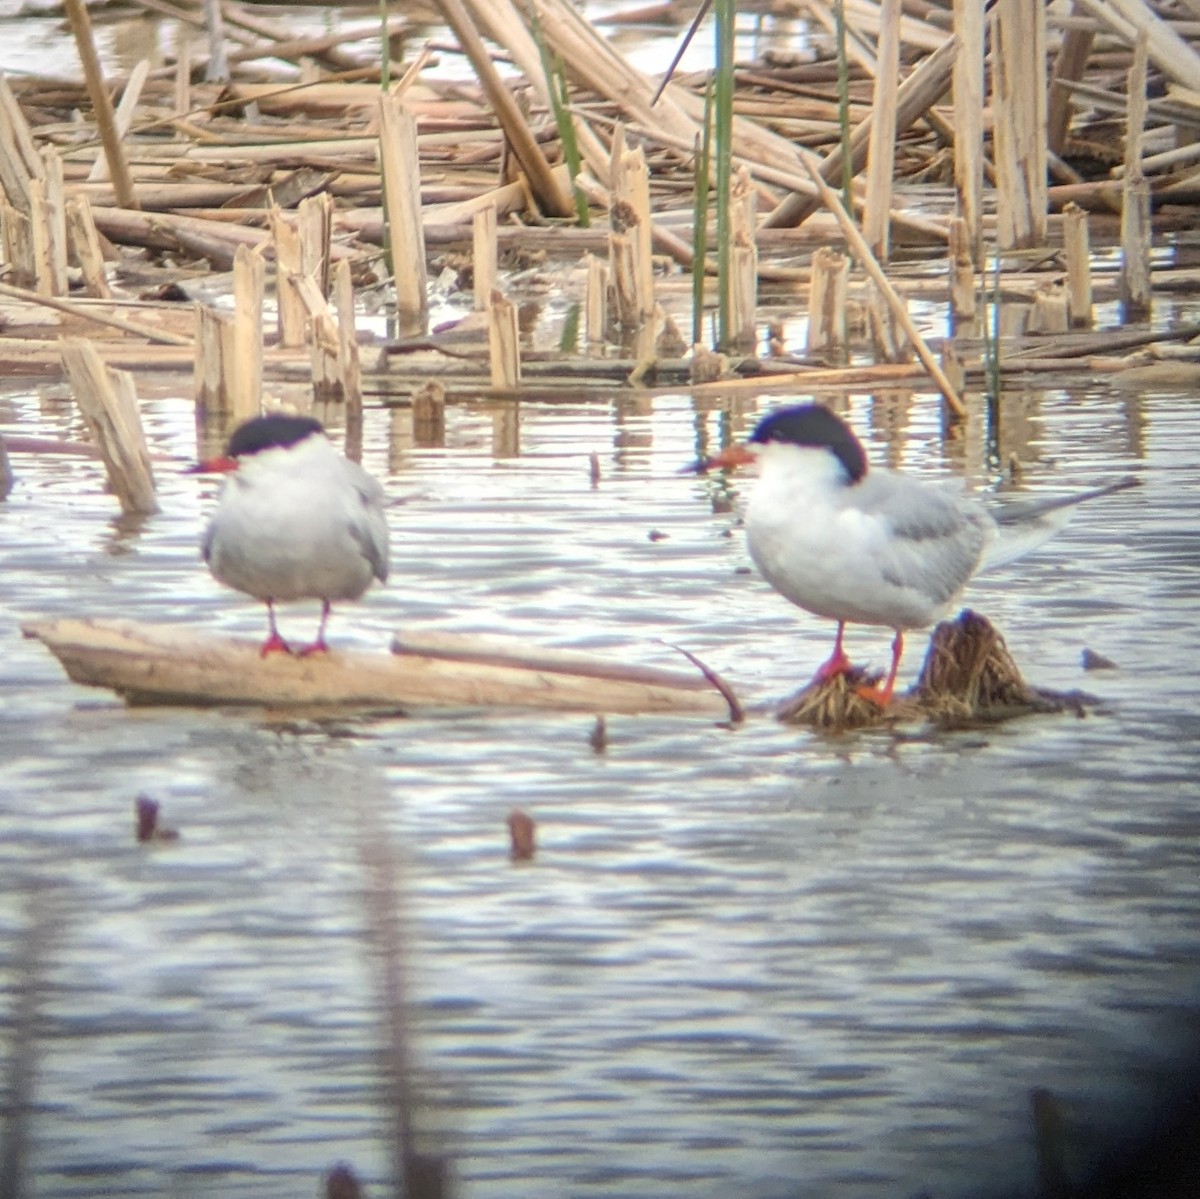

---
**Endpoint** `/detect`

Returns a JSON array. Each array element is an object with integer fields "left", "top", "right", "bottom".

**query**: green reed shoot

[
  {"left": 692, "top": 78, "right": 714, "bottom": 347},
  {"left": 714, "top": 0, "right": 734, "bottom": 346},
  {"left": 531, "top": 8, "right": 589, "bottom": 226},
  {"left": 834, "top": 0, "right": 853, "bottom": 211}
]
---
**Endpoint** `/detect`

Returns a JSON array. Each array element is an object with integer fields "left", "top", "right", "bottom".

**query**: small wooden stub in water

[
  {"left": 21, "top": 618, "right": 733, "bottom": 717},
  {"left": 776, "top": 610, "right": 1097, "bottom": 731}
]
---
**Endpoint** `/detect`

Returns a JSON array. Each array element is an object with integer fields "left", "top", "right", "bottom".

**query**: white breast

[
  {"left": 204, "top": 437, "right": 389, "bottom": 603},
  {"left": 743, "top": 444, "right": 995, "bottom": 632}
]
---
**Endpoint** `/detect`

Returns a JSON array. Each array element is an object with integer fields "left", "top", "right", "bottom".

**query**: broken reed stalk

[
  {"left": 952, "top": 0, "right": 985, "bottom": 264},
  {"left": 270, "top": 207, "right": 306, "bottom": 347},
  {"left": 807, "top": 245, "right": 848, "bottom": 360},
  {"left": 333, "top": 259, "right": 362, "bottom": 445},
  {"left": 379, "top": 95, "right": 429, "bottom": 336},
  {"left": 472, "top": 202, "right": 497, "bottom": 312},
  {"left": 28, "top": 150, "right": 67, "bottom": 297},
  {"left": 833, "top": 0, "right": 854, "bottom": 210},
  {"left": 381, "top": 91, "right": 429, "bottom": 338},
  {"left": 713, "top": 0, "right": 734, "bottom": 346},
  {"left": 948, "top": 216, "right": 975, "bottom": 323},
  {"left": 62, "top": 0, "right": 138, "bottom": 210},
  {"left": 0, "top": 70, "right": 43, "bottom": 212},
  {"left": 1120, "top": 35, "right": 1153, "bottom": 322},
  {"left": 584, "top": 252, "right": 608, "bottom": 345},
  {"left": 728, "top": 165, "right": 757, "bottom": 347},
  {"left": 691, "top": 79, "right": 713, "bottom": 347},
  {"left": 991, "top": 0, "right": 1047, "bottom": 250},
  {"left": 232, "top": 244, "right": 264, "bottom": 415},
  {"left": 86, "top": 58, "right": 148, "bottom": 184},
  {"left": 862, "top": 0, "right": 900, "bottom": 263},
  {"left": 60, "top": 337, "right": 158, "bottom": 515},
  {"left": 1062, "top": 202, "right": 1093, "bottom": 327},
  {"left": 64, "top": 193, "right": 111, "bottom": 299},
  {"left": 433, "top": 0, "right": 572, "bottom": 217},
  {"left": 798, "top": 155, "right": 966, "bottom": 418},
  {"left": 488, "top": 288, "right": 520, "bottom": 390},
  {"left": 608, "top": 134, "right": 655, "bottom": 331}
]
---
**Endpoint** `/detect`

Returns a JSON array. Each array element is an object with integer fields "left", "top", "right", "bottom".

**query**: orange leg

[
  {"left": 298, "top": 600, "right": 332, "bottom": 657},
  {"left": 260, "top": 600, "right": 292, "bottom": 657},
  {"left": 815, "top": 621, "right": 853, "bottom": 682},
  {"left": 856, "top": 630, "right": 904, "bottom": 707}
]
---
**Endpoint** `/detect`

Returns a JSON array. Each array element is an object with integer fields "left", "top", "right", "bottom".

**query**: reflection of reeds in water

[{"left": 357, "top": 806, "right": 454, "bottom": 1199}]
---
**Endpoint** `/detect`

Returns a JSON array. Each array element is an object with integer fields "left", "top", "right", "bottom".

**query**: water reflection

[{"left": 1, "top": 387, "right": 1198, "bottom": 1199}]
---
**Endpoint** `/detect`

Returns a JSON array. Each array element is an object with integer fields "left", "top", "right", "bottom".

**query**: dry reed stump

[{"left": 776, "top": 610, "right": 1096, "bottom": 732}]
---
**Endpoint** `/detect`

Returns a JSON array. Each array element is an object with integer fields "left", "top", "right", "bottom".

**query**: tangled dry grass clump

[{"left": 776, "top": 610, "right": 1095, "bottom": 732}]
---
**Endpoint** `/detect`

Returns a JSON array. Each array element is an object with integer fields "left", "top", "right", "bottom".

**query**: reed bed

[{"left": 2, "top": 0, "right": 1200, "bottom": 411}]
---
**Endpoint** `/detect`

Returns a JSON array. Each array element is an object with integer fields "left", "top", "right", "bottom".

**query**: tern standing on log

[
  {"left": 191, "top": 413, "right": 390, "bottom": 656},
  {"left": 690, "top": 403, "right": 1136, "bottom": 706}
]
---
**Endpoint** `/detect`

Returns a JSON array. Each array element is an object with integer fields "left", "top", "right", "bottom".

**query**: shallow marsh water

[
  {"left": 2, "top": 377, "right": 1200, "bottom": 1199},
  {"left": 2, "top": 2, "right": 1200, "bottom": 1192}
]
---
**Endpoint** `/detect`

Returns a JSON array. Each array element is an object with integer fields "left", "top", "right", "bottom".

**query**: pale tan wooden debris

[
  {"left": 22, "top": 618, "right": 733, "bottom": 716},
  {"left": 1048, "top": 12, "right": 1095, "bottom": 156},
  {"left": 585, "top": 252, "right": 609, "bottom": 346},
  {"left": 60, "top": 338, "right": 158, "bottom": 515},
  {"left": 333, "top": 259, "right": 361, "bottom": 424},
  {"left": 1120, "top": 35, "right": 1153, "bottom": 321},
  {"left": 488, "top": 288, "right": 520, "bottom": 391},
  {"left": 0, "top": 71, "right": 43, "bottom": 213},
  {"left": 952, "top": 1, "right": 985, "bottom": 264},
  {"left": 298, "top": 191, "right": 332, "bottom": 298},
  {"left": 1075, "top": 0, "right": 1200, "bottom": 93},
  {"left": 270, "top": 206, "right": 306, "bottom": 347},
  {"left": 807, "top": 246, "right": 848, "bottom": 360},
  {"left": 379, "top": 94, "right": 428, "bottom": 336},
  {"left": 232, "top": 244, "right": 264, "bottom": 414},
  {"left": 291, "top": 272, "right": 341, "bottom": 401},
  {"left": 729, "top": 165, "right": 758, "bottom": 348},
  {"left": 28, "top": 161, "right": 68, "bottom": 298},
  {"left": 472, "top": 202, "right": 497, "bottom": 312},
  {"left": 863, "top": 0, "right": 901, "bottom": 263},
  {"left": 1029, "top": 284, "right": 1070, "bottom": 334},
  {"left": 799, "top": 156, "right": 964, "bottom": 416},
  {"left": 1063, "top": 202, "right": 1093, "bottom": 328},
  {"left": 88, "top": 59, "right": 150, "bottom": 183},
  {"left": 608, "top": 134, "right": 655, "bottom": 331},
  {"left": 948, "top": 216, "right": 975, "bottom": 323},
  {"left": 64, "top": 0, "right": 139, "bottom": 210},
  {"left": 65, "top": 194, "right": 112, "bottom": 299},
  {"left": 0, "top": 199, "right": 34, "bottom": 288},
  {"left": 0, "top": 278, "right": 191, "bottom": 345},
  {"left": 434, "top": 0, "right": 573, "bottom": 217},
  {"left": 991, "top": 0, "right": 1048, "bottom": 250}
]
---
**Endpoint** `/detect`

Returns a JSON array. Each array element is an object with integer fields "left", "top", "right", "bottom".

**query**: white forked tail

[{"left": 980, "top": 475, "right": 1140, "bottom": 573}]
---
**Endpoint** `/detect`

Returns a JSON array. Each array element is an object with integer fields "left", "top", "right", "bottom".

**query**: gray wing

[
  {"left": 859, "top": 476, "right": 993, "bottom": 607},
  {"left": 345, "top": 463, "right": 390, "bottom": 583}
]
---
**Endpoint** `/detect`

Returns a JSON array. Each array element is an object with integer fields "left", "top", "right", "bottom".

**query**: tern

[
  {"left": 691, "top": 403, "right": 1136, "bottom": 705},
  {"left": 191, "top": 413, "right": 389, "bottom": 656}
]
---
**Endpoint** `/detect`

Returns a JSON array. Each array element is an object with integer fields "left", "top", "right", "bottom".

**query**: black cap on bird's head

[
  {"left": 749, "top": 404, "right": 867, "bottom": 484},
  {"left": 188, "top": 413, "right": 326, "bottom": 474},
  {"left": 226, "top": 413, "right": 325, "bottom": 458}
]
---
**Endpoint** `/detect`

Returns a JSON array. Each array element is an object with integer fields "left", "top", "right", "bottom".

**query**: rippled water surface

[{"left": 2, "top": 379, "right": 1199, "bottom": 1199}]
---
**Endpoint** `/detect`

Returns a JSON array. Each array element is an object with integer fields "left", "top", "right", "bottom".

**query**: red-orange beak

[
  {"left": 682, "top": 443, "right": 757, "bottom": 474},
  {"left": 186, "top": 455, "right": 238, "bottom": 475}
]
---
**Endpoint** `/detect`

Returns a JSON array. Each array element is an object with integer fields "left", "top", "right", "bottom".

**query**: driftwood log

[{"left": 21, "top": 618, "right": 734, "bottom": 717}]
